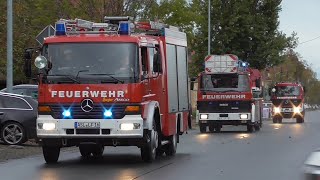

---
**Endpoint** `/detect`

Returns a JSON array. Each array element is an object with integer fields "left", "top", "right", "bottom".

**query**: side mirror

[
  {"left": 190, "top": 82, "right": 195, "bottom": 90},
  {"left": 23, "top": 48, "right": 34, "bottom": 78},
  {"left": 153, "top": 51, "right": 162, "bottom": 73},
  {"left": 255, "top": 79, "right": 261, "bottom": 88},
  {"left": 303, "top": 86, "right": 307, "bottom": 93}
]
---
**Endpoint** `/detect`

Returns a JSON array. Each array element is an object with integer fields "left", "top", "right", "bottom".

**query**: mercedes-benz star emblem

[
  {"left": 81, "top": 99, "right": 94, "bottom": 112},
  {"left": 284, "top": 100, "right": 289, "bottom": 104}
]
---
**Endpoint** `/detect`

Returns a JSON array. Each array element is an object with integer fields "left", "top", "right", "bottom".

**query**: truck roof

[
  {"left": 44, "top": 34, "right": 158, "bottom": 44},
  {"left": 275, "top": 82, "right": 302, "bottom": 86}
]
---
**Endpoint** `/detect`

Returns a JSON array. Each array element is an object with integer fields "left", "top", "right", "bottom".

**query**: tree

[{"left": 189, "top": 0, "right": 298, "bottom": 76}]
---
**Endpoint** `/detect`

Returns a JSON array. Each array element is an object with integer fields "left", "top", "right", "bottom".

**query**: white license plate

[
  {"left": 75, "top": 122, "right": 100, "bottom": 129},
  {"left": 218, "top": 117, "right": 229, "bottom": 120},
  {"left": 282, "top": 108, "right": 292, "bottom": 112}
]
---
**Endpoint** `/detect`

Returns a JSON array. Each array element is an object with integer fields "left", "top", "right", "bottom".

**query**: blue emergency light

[
  {"left": 104, "top": 109, "right": 113, "bottom": 118},
  {"left": 62, "top": 109, "right": 71, "bottom": 118},
  {"left": 55, "top": 21, "right": 66, "bottom": 36},
  {"left": 119, "top": 21, "right": 130, "bottom": 35}
]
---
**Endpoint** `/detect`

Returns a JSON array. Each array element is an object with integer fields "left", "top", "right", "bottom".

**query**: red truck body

[
  {"left": 24, "top": 17, "right": 190, "bottom": 163},
  {"left": 270, "top": 82, "right": 305, "bottom": 123}
]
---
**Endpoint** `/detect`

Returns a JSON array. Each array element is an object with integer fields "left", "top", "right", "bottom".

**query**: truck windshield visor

[
  {"left": 200, "top": 74, "right": 250, "bottom": 92},
  {"left": 44, "top": 43, "right": 138, "bottom": 80},
  {"left": 275, "top": 86, "right": 300, "bottom": 97}
]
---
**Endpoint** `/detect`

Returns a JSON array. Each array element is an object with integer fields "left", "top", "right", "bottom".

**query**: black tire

[
  {"left": 79, "top": 145, "right": 91, "bottom": 158},
  {"left": 272, "top": 118, "right": 277, "bottom": 124},
  {"left": 278, "top": 118, "right": 283, "bottom": 123},
  {"left": 43, "top": 146, "right": 60, "bottom": 164},
  {"left": 297, "top": 117, "right": 304, "bottom": 123},
  {"left": 141, "top": 120, "right": 158, "bottom": 163},
  {"left": 199, "top": 124, "right": 206, "bottom": 133},
  {"left": 247, "top": 124, "right": 254, "bottom": 133},
  {"left": 254, "top": 124, "right": 260, "bottom": 131},
  {"left": 165, "top": 133, "right": 178, "bottom": 156},
  {"left": 215, "top": 126, "right": 221, "bottom": 132},
  {"left": 92, "top": 145, "right": 104, "bottom": 157},
  {"left": 1, "top": 122, "right": 26, "bottom": 145},
  {"left": 208, "top": 125, "right": 215, "bottom": 133}
]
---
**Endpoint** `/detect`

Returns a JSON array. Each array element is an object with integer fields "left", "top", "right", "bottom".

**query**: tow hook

[
  {"left": 112, "top": 139, "right": 118, "bottom": 147},
  {"left": 62, "top": 139, "right": 67, "bottom": 146}
]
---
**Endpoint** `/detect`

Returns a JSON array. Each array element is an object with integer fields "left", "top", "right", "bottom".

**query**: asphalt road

[{"left": 1, "top": 111, "right": 320, "bottom": 180}]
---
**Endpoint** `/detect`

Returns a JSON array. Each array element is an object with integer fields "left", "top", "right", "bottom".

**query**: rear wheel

[
  {"left": 79, "top": 145, "right": 91, "bottom": 158},
  {"left": 164, "top": 133, "right": 177, "bottom": 156},
  {"left": 43, "top": 146, "right": 60, "bottom": 164},
  {"left": 92, "top": 145, "right": 104, "bottom": 158},
  {"left": 254, "top": 123, "right": 260, "bottom": 131},
  {"left": 199, "top": 124, "right": 206, "bottom": 133}
]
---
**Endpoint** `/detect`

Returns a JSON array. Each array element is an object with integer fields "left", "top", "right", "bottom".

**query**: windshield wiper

[
  {"left": 47, "top": 74, "right": 80, "bottom": 84},
  {"left": 84, "top": 73, "right": 124, "bottom": 84}
]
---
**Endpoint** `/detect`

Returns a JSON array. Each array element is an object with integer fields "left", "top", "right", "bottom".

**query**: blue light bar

[
  {"left": 55, "top": 21, "right": 66, "bottom": 36},
  {"left": 119, "top": 21, "right": 130, "bottom": 35},
  {"left": 104, "top": 110, "right": 113, "bottom": 118}
]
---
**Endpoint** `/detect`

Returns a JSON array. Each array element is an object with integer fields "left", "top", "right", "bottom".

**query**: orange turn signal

[
  {"left": 38, "top": 106, "right": 51, "bottom": 112},
  {"left": 125, "top": 106, "right": 140, "bottom": 112}
]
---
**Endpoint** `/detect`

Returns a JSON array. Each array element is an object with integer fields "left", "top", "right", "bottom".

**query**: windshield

[
  {"left": 200, "top": 74, "right": 250, "bottom": 92},
  {"left": 275, "top": 86, "right": 300, "bottom": 97},
  {"left": 43, "top": 43, "right": 138, "bottom": 82}
]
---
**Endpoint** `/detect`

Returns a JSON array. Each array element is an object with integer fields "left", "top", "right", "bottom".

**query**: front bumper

[{"left": 37, "top": 115, "right": 144, "bottom": 139}]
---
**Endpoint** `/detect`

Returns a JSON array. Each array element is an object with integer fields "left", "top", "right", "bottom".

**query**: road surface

[{"left": 1, "top": 111, "right": 320, "bottom": 180}]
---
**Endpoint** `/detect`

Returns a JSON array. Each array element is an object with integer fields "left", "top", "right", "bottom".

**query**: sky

[{"left": 279, "top": 0, "right": 320, "bottom": 79}]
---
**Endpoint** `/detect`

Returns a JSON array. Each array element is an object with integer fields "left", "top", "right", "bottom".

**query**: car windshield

[
  {"left": 200, "top": 74, "right": 250, "bottom": 92},
  {"left": 275, "top": 86, "right": 300, "bottom": 97},
  {"left": 44, "top": 43, "right": 138, "bottom": 81}
]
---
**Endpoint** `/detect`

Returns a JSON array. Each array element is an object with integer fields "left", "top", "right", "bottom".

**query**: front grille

[
  {"left": 50, "top": 104, "right": 126, "bottom": 119},
  {"left": 272, "top": 99, "right": 302, "bottom": 107},
  {"left": 197, "top": 101, "right": 251, "bottom": 113}
]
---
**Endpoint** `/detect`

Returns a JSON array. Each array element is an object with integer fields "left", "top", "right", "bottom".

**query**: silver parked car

[{"left": 0, "top": 92, "right": 38, "bottom": 145}]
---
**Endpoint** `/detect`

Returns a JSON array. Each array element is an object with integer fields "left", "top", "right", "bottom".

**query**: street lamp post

[
  {"left": 7, "top": 0, "right": 13, "bottom": 93},
  {"left": 208, "top": 0, "right": 211, "bottom": 55}
]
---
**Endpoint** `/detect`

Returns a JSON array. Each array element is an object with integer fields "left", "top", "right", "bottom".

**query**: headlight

[
  {"left": 294, "top": 107, "right": 301, "bottom": 113},
  {"left": 200, "top": 114, "right": 208, "bottom": 120},
  {"left": 274, "top": 107, "right": 280, "bottom": 113},
  {"left": 42, "top": 123, "right": 56, "bottom": 131},
  {"left": 240, "top": 114, "right": 248, "bottom": 119},
  {"left": 34, "top": 55, "right": 48, "bottom": 69}
]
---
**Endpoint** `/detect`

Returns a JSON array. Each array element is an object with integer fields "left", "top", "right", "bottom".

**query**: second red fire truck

[
  {"left": 196, "top": 54, "right": 263, "bottom": 133},
  {"left": 270, "top": 82, "right": 305, "bottom": 123},
  {"left": 23, "top": 16, "right": 191, "bottom": 163}
]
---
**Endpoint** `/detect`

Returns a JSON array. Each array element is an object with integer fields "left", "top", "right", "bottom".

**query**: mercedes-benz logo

[
  {"left": 81, "top": 99, "right": 94, "bottom": 112},
  {"left": 284, "top": 100, "right": 289, "bottom": 104}
]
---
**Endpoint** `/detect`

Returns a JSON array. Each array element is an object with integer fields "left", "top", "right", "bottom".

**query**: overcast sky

[{"left": 279, "top": 0, "right": 320, "bottom": 79}]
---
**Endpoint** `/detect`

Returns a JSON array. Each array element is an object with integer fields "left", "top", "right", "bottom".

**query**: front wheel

[
  {"left": 247, "top": 124, "right": 254, "bottom": 133},
  {"left": 1, "top": 122, "right": 26, "bottom": 145},
  {"left": 43, "top": 146, "right": 60, "bottom": 164},
  {"left": 199, "top": 124, "right": 206, "bottom": 133},
  {"left": 141, "top": 121, "right": 158, "bottom": 163},
  {"left": 297, "top": 117, "right": 304, "bottom": 123}
]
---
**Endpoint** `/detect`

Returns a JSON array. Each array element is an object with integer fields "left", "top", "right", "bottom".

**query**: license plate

[
  {"left": 282, "top": 108, "right": 292, "bottom": 112},
  {"left": 75, "top": 122, "right": 100, "bottom": 129},
  {"left": 218, "top": 117, "right": 229, "bottom": 120}
]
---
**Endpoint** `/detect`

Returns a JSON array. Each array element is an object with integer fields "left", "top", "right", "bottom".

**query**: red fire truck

[
  {"left": 270, "top": 82, "right": 305, "bottom": 123},
  {"left": 23, "top": 17, "right": 191, "bottom": 163},
  {"left": 196, "top": 54, "right": 262, "bottom": 133}
]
